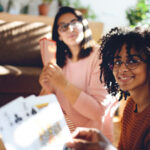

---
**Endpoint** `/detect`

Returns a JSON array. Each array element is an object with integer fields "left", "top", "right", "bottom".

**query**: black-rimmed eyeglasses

[
  {"left": 58, "top": 19, "right": 81, "bottom": 32},
  {"left": 109, "top": 55, "right": 145, "bottom": 72}
]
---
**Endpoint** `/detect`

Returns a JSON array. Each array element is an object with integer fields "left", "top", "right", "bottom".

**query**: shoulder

[
  {"left": 122, "top": 97, "right": 135, "bottom": 119},
  {"left": 88, "top": 44, "right": 100, "bottom": 62},
  {"left": 124, "top": 97, "right": 135, "bottom": 111},
  {"left": 92, "top": 44, "right": 100, "bottom": 55}
]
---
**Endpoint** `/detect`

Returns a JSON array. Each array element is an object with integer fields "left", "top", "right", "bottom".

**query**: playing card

[
  {"left": 23, "top": 94, "right": 57, "bottom": 114},
  {"left": 22, "top": 95, "right": 39, "bottom": 118},
  {"left": 39, "top": 38, "right": 56, "bottom": 66},
  {"left": 0, "top": 96, "right": 30, "bottom": 149},
  {"left": 0, "top": 94, "right": 72, "bottom": 150},
  {"left": 0, "top": 97, "right": 25, "bottom": 129}
]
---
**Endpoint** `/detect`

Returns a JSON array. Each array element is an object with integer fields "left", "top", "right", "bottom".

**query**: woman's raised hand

[{"left": 39, "top": 62, "right": 69, "bottom": 93}]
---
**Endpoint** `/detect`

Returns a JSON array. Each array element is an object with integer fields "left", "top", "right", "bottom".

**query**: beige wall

[{"left": 0, "top": 12, "right": 103, "bottom": 41}]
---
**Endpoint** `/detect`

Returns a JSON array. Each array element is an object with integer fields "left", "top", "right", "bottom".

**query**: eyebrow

[
  {"left": 114, "top": 55, "right": 121, "bottom": 59},
  {"left": 114, "top": 54, "right": 140, "bottom": 59},
  {"left": 58, "top": 19, "right": 78, "bottom": 25}
]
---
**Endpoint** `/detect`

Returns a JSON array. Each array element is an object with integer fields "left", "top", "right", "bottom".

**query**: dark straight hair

[{"left": 52, "top": 6, "right": 94, "bottom": 67}]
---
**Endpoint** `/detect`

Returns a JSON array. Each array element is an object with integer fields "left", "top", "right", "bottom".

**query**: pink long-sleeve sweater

[{"left": 55, "top": 47, "right": 117, "bottom": 141}]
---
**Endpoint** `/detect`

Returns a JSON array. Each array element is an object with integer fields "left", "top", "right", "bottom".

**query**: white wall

[{"left": 79, "top": 0, "right": 137, "bottom": 34}]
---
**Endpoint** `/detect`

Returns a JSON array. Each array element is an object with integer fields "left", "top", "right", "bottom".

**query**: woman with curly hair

[
  {"left": 65, "top": 26, "right": 150, "bottom": 150},
  {"left": 39, "top": 6, "right": 116, "bottom": 141}
]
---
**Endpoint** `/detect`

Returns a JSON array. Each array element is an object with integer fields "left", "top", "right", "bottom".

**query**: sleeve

[
  {"left": 117, "top": 124, "right": 123, "bottom": 150},
  {"left": 73, "top": 49, "right": 115, "bottom": 121},
  {"left": 144, "top": 129, "right": 150, "bottom": 150}
]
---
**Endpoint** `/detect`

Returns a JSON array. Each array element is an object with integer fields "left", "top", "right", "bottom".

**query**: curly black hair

[
  {"left": 52, "top": 6, "right": 94, "bottom": 68},
  {"left": 99, "top": 26, "right": 150, "bottom": 100}
]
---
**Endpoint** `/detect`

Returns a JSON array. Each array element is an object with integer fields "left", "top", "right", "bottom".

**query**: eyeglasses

[
  {"left": 109, "top": 55, "right": 144, "bottom": 72},
  {"left": 58, "top": 19, "right": 81, "bottom": 32}
]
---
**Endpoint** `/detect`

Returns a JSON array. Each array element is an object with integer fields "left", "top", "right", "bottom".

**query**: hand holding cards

[
  {"left": 39, "top": 38, "right": 56, "bottom": 66},
  {"left": 0, "top": 94, "right": 72, "bottom": 150}
]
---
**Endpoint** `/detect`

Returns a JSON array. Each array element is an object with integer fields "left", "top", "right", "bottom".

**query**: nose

[{"left": 119, "top": 62, "right": 129, "bottom": 72}]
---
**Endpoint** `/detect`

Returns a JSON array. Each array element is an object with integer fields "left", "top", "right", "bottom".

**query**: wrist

[{"left": 61, "top": 81, "right": 70, "bottom": 92}]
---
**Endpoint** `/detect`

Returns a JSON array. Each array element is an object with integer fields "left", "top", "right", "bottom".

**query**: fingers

[
  {"left": 39, "top": 69, "right": 50, "bottom": 86},
  {"left": 48, "top": 62, "right": 61, "bottom": 71},
  {"left": 40, "top": 63, "right": 55, "bottom": 78},
  {"left": 46, "top": 63, "right": 57, "bottom": 77},
  {"left": 72, "top": 128, "right": 91, "bottom": 140},
  {"left": 72, "top": 128, "right": 99, "bottom": 141},
  {"left": 47, "top": 63, "right": 63, "bottom": 80},
  {"left": 66, "top": 139, "right": 101, "bottom": 150}
]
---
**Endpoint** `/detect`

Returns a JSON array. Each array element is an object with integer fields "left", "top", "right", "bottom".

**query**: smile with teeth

[
  {"left": 120, "top": 77, "right": 129, "bottom": 80},
  {"left": 118, "top": 75, "right": 133, "bottom": 82}
]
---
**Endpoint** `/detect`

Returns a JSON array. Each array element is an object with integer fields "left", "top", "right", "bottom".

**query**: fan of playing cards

[
  {"left": 39, "top": 38, "right": 56, "bottom": 66},
  {"left": 0, "top": 94, "right": 71, "bottom": 150}
]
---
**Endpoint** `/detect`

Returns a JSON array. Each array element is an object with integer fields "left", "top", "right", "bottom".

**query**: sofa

[{"left": 0, "top": 12, "right": 104, "bottom": 106}]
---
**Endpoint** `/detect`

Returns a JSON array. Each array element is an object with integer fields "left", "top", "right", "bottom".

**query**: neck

[
  {"left": 130, "top": 84, "right": 150, "bottom": 112},
  {"left": 69, "top": 45, "right": 81, "bottom": 62}
]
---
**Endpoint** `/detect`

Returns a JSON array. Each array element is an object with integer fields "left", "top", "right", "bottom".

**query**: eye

[
  {"left": 70, "top": 20, "right": 78, "bottom": 26},
  {"left": 60, "top": 24, "right": 68, "bottom": 30},
  {"left": 127, "top": 58, "right": 139, "bottom": 64},
  {"left": 114, "top": 60, "right": 122, "bottom": 65},
  {"left": 71, "top": 19, "right": 78, "bottom": 23}
]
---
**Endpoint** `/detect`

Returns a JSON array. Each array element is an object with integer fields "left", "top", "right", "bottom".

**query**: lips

[
  {"left": 118, "top": 75, "right": 134, "bottom": 84},
  {"left": 119, "top": 76, "right": 130, "bottom": 80},
  {"left": 68, "top": 34, "right": 77, "bottom": 39}
]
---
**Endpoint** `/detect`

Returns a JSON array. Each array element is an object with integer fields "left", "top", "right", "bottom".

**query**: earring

[{"left": 64, "top": 49, "right": 67, "bottom": 53}]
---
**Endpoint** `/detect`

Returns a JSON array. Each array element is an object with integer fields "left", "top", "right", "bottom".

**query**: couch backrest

[{"left": 0, "top": 13, "right": 103, "bottom": 67}]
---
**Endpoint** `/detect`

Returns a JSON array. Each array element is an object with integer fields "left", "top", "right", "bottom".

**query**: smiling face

[
  {"left": 113, "top": 44, "right": 149, "bottom": 93},
  {"left": 57, "top": 13, "right": 84, "bottom": 47}
]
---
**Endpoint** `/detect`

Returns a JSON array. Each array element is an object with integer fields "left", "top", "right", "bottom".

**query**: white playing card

[
  {"left": 0, "top": 94, "right": 72, "bottom": 150},
  {"left": 0, "top": 96, "right": 28, "bottom": 149},
  {"left": 39, "top": 38, "right": 56, "bottom": 66},
  {"left": 22, "top": 95, "right": 39, "bottom": 118},
  {"left": 23, "top": 94, "right": 57, "bottom": 115},
  {"left": 0, "top": 97, "right": 25, "bottom": 129}
]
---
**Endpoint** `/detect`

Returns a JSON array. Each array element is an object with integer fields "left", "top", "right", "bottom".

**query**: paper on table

[
  {"left": 0, "top": 94, "right": 72, "bottom": 150},
  {"left": 39, "top": 38, "right": 56, "bottom": 66}
]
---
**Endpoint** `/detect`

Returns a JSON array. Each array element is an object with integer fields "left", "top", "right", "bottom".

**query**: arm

[
  {"left": 42, "top": 51, "right": 114, "bottom": 121},
  {"left": 144, "top": 130, "right": 150, "bottom": 150},
  {"left": 72, "top": 50, "right": 112, "bottom": 121},
  {"left": 39, "top": 65, "right": 56, "bottom": 95},
  {"left": 117, "top": 119, "right": 124, "bottom": 150},
  {"left": 39, "top": 63, "right": 81, "bottom": 103},
  {"left": 73, "top": 59, "right": 108, "bottom": 120}
]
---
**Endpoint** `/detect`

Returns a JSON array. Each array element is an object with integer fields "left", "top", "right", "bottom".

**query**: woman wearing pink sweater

[{"left": 39, "top": 6, "right": 117, "bottom": 141}]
